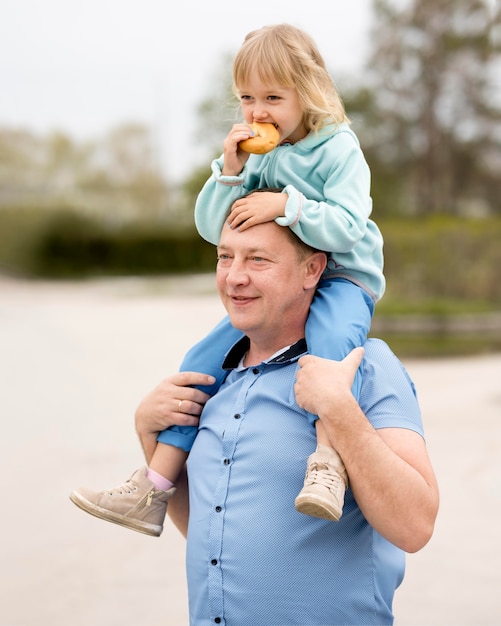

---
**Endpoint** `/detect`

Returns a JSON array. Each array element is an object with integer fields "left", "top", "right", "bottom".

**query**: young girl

[{"left": 70, "top": 23, "right": 385, "bottom": 536}]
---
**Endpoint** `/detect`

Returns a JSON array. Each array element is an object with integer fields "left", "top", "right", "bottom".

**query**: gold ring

[{"left": 178, "top": 400, "right": 183, "bottom": 412}]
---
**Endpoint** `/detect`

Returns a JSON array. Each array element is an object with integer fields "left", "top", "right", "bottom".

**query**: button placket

[{"left": 207, "top": 366, "right": 259, "bottom": 624}]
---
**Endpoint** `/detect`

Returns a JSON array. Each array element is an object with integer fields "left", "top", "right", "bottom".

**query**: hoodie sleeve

[
  {"left": 194, "top": 155, "right": 261, "bottom": 245},
  {"left": 276, "top": 131, "right": 373, "bottom": 254}
]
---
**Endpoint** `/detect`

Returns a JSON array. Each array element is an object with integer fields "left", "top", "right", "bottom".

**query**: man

[{"left": 135, "top": 218, "right": 439, "bottom": 625}]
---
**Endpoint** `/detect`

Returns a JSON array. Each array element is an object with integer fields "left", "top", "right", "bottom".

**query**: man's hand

[
  {"left": 133, "top": 371, "right": 214, "bottom": 535},
  {"left": 294, "top": 348, "right": 364, "bottom": 416},
  {"left": 135, "top": 371, "right": 214, "bottom": 442}
]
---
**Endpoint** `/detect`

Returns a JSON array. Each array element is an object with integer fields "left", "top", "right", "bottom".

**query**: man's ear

[{"left": 304, "top": 252, "right": 327, "bottom": 289}]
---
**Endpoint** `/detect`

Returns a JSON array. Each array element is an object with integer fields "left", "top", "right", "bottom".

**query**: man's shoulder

[
  {"left": 361, "top": 338, "right": 410, "bottom": 381},
  {"left": 362, "top": 337, "right": 414, "bottom": 388},
  {"left": 362, "top": 337, "right": 395, "bottom": 360},
  {"left": 360, "top": 339, "right": 422, "bottom": 433}
]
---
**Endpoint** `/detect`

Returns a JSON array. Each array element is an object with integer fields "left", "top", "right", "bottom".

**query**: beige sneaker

[
  {"left": 294, "top": 445, "right": 348, "bottom": 522},
  {"left": 69, "top": 467, "right": 175, "bottom": 537}
]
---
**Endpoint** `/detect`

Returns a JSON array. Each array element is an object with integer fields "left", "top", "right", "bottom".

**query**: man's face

[{"left": 216, "top": 221, "right": 320, "bottom": 351}]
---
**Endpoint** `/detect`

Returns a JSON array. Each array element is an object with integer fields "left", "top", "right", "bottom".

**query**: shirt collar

[{"left": 222, "top": 337, "right": 307, "bottom": 370}]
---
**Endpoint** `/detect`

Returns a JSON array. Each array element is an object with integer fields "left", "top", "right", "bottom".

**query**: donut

[{"left": 239, "top": 122, "right": 280, "bottom": 154}]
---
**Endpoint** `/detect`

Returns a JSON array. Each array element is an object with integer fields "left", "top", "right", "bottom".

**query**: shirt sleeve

[{"left": 359, "top": 338, "right": 424, "bottom": 437}]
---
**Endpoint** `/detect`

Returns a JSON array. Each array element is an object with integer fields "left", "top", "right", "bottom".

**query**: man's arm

[
  {"left": 134, "top": 371, "right": 215, "bottom": 537},
  {"left": 295, "top": 349, "right": 439, "bottom": 553}
]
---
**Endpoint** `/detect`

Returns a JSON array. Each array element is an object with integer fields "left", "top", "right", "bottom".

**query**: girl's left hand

[{"left": 227, "top": 191, "right": 287, "bottom": 231}]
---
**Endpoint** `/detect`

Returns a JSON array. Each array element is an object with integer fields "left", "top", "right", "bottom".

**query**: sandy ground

[{"left": 0, "top": 275, "right": 500, "bottom": 626}]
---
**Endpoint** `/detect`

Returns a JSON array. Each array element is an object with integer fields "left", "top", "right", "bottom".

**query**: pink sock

[{"left": 146, "top": 468, "right": 174, "bottom": 491}]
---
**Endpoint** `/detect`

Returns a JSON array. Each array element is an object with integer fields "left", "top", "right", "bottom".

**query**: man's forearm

[
  {"left": 295, "top": 351, "right": 439, "bottom": 552},
  {"left": 321, "top": 396, "right": 439, "bottom": 553}
]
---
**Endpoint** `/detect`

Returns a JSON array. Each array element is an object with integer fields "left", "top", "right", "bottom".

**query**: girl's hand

[
  {"left": 227, "top": 191, "right": 287, "bottom": 231},
  {"left": 221, "top": 124, "right": 254, "bottom": 175}
]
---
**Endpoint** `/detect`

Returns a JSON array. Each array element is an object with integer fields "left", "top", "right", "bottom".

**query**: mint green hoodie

[{"left": 195, "top": 123, "right": 385, "bottom": 301}]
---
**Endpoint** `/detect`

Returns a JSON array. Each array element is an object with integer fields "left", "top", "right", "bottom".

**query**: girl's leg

[
  {"left": 295, "top": 418, "right": 348, "bottom": 522},
  {"left": 306, "top": 278, "right": 374, "bottom": 404},
  {"left": 296, "top": 279, "right": 374, "bottom": 522},
  {"left": 148, "top": 442, "right": 189, "bottom": 485},
  {"left": 158, "top": 315, "right": 244, "bottom": 453},
  {"left": 69, "top": 317, "right": 244, "bottom": 536}
]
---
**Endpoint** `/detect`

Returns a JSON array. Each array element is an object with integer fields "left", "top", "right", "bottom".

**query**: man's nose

[{"left": 226, "top": 259, "right": 249, "bottom": 285}]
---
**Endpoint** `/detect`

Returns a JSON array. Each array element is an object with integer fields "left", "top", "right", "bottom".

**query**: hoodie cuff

[
  {"left": 211, "top": 158, "right": 245, "bottom": 185},
  {"left": 275, "top": 185, "right": 302, "bottom": 227}
]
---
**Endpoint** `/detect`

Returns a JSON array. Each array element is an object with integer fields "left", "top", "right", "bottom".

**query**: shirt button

[
  {"left": 215, "top": 506, "right": 222, "bottom": 512},
  {"left": 223, "top": 458, "right": 230, "bottom": 465},
  {"left": 252, "top": 368, "right": 259, "bottom": 374},
  {"left": 234, "top": 413, "right": 241, "bottom": 419},
  {"left": 211, "top": 559, "right": 218, "bottom": 566},
  {"left": 215, "top": 619, "right": 221, "bottom": 624}
]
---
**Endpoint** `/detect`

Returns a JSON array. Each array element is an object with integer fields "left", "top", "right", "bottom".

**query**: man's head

[{"left": 216, "top": 216, "right": 326, "bottom": 358}]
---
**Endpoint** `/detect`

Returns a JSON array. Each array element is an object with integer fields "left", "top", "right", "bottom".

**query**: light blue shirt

[{"left": 186, "top": 338, "right": 424, "bottom": 626}]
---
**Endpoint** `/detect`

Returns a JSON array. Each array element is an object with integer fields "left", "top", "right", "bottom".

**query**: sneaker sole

[
  {"left": 294, "top": 494, "right": 342, "bottom": 522},
  {"left": 69, "top": 491, "right": 162, "bottom": 537}
]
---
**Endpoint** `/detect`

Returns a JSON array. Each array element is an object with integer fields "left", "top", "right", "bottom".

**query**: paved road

[{"left": 1, "top": 277, "right": 500, "bottom": 625}]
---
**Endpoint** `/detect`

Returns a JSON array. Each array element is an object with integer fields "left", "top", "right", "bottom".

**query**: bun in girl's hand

[{"left": 239, "top": 122, "right": 280, "bottom": 154}]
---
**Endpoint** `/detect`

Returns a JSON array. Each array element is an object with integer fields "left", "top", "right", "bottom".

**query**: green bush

[
  {"left": 0, "top": 206, "right": 51, "bottom": 276},
  {"left": 0, "top": 208, "right": 216, "bottom": 278},
  {"left": 380, "top": 216, "right": 501, "bottom": 304},
  {"left": 0, "top": 208, "right": 500, "bottom": 311}
]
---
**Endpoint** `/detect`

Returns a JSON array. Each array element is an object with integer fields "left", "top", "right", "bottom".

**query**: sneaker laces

[
  {"left": 106, "top": 479, "right": 156, "bottom": 509},
  {"left": 304, "top": 462, "right": 344, "bottom": 492},
  {"left": 106, "top": 478, "right": 138, "bottom": 497}
]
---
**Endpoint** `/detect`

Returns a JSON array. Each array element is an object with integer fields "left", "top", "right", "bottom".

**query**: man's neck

[{"left": 244, "top": 333, "right": 305, "bottom": 367}]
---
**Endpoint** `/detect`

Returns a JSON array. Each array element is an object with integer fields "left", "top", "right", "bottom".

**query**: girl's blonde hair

[{"left": 232, "top": 24, "right": 349, "bottom": 133}]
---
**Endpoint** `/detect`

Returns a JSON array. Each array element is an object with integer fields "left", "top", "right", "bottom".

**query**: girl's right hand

[{"left": 221, "top": 123, "right": 253, "bottom": 176}]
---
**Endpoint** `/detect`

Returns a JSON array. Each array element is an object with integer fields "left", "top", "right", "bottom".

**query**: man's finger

[{"left": 344, "top": 347, "right": 365, "bottom": 370}]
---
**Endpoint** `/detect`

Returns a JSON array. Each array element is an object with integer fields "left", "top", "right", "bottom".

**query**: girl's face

[{"left": 237, "top": 74, "right": 308, "bottom": 144}]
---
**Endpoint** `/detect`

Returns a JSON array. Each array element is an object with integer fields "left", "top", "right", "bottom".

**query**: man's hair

[
  {"left": 241, "top": 188, "right": 327, "bottom": 263},
  {"left": 232, "top": 23, "right": 349, "bottom": 133}
]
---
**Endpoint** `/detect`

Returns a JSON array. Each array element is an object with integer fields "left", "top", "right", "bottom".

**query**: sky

[{"left": 0, "top": 0, "right": 374, "bottom": 182}]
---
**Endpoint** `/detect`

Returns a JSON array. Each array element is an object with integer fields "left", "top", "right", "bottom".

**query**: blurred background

[
  {"left": 1, "top": 0, "right": 500, "bottom": 624},
  {"left": 0, "top": 0, "right": 500, "bottom": 358}
]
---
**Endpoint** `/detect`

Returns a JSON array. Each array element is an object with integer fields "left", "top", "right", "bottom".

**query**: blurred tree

[
  {"left": 178, "top": 160, "right": 214, "bottom": 230},
  {"left": 80, "top": 123, "right": 169, "bottom": 220},
  {"left": 195, "top": 52, "right": 238, "bottom": 155},
  {"left": 98, "top": 123, "right": 160, "bottom": 185},
  {"left": 0, "top": 128, "right": 46, "bottom": 189},
  {"left": 0, "top": 123, "right": 169, "bottom": 221},
  {"left": 177, "top": 53, "right": 236, "bottom": 224},
  {"left": 345, "top": 0, "right": 501, "bottom": 216},
  {"left": 44, "top": 131, "right": 91, "bottom": 192}
]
